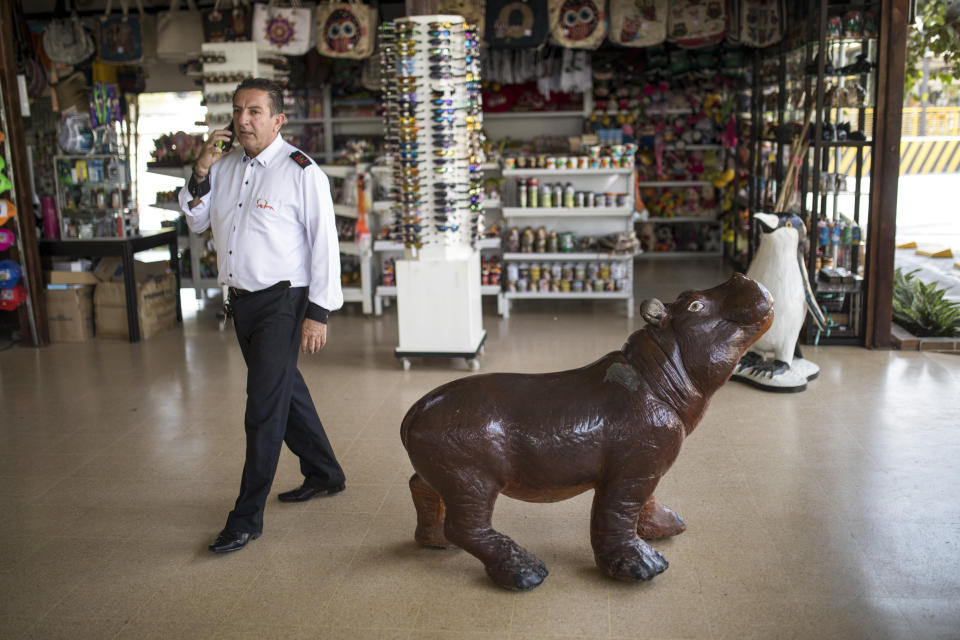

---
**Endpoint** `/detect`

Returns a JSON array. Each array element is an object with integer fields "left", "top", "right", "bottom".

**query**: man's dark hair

[{"left": 233, "top": 78, "right": 284, "bottom": 115}]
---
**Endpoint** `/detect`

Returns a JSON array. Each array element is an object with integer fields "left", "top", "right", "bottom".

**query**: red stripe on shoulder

[{"left": 289, "top": 150, "right": 313, "bottom": 169}]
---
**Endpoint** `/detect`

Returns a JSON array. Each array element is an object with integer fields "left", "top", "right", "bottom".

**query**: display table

[{"left": 38, "top": 230, "right": 182, "bottom": 343}]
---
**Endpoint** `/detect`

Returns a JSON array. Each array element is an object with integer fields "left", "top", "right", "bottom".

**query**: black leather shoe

[
  {"left": 277, "top": 482, "right": 346, "bottom": 502},
  {"left": 209, "top": 529, "right": 260, "bottom": 553}
]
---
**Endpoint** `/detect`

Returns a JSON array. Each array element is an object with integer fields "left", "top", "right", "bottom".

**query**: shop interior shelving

[{"left": 746, "top": 0, "right": 879, "bottom": 345}]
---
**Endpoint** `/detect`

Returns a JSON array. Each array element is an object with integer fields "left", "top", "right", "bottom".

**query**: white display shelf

[
  {"left": 372, "top": 200, "right": 393, "bottom": 212},
  {"left": 151, "top": 202, "right": 181, "bottom": 212},
  {"left": 339, "top": 241, "right": 362, "bottom": 256},
  {"left": 482, "top": 162, "right": 500, "bottom": 172},
  {"left": 478, "top": 237, "right": 501, "bottom": 250},
  {"left": 636, "top": 180, "right": 713, "bottom": 187},
  {"left": 642, "top": 217, "right": 722, "bottom": 224},
  {"left": 333, "top": 203, "right": 357, "bottom": 218},
  {"left": 483, "top": 199, "right": 502, "bottom": 209},
  {"left": 374, "top": 237, "right": 501, "bottom": 252},
  {"left": 635, "top": 251, "right": 723, "bottom": 260},
  {"left": 485, "top": 111, "right": 587, "bottom": 119},
  {"left": 342, "top": 286, "right": 364, "bottom": 302},
  {"left": 502, "top": 252, "right": 637, "bottom": 261},
  {"left": 502, "top": 207, "right": 633, "bottom": 218},
  {"left": 376, "top": 284, "right": 501, "bottom": 297},
  {"left": 147, "top": 164, "right": 190, "bottom": 178},
  {"left": 504, "top": 291, "right": 631, "bottom": 300},
  {"left": 503, "top": 168, "right": 634, "bottom": 177}
]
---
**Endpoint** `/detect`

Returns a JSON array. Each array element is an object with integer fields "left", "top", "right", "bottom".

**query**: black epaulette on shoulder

[{"left": 290, "top": 150, "right": 313, "bottom": 169}]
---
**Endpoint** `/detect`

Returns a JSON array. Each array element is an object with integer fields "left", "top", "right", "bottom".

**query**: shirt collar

[{"left": 242, "top": 133, "right": 285, "bottom": 167}]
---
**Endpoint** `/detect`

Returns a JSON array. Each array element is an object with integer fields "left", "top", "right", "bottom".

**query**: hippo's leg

[
  {"left": 409, "top": 473, "right": 456, "bottom": 549},
  {"left": 637, "top": 495, "right": 686, "bottom": 540},
  {"left": 441, "top": 482, "right": 548, "bottom": 591},
  {"left": 591, "top": 483, "right": 669, "bottom": 582}
]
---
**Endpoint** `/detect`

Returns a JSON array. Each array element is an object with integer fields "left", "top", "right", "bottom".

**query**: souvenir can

[
  {"left": 507, "top": 227, "right": 521, "bottom": 252},
  {"left": 594, "top": 192, "right": 606, "bottom": 207},
  {"left": 599, "top": 156, "right": 612, "bottom": 168},
  {"left": 516, "top": 278, "right": 528, "bottom": 292},
  {"left": 537, "top": 154, "right": 547, "bottom": 168},
  {"left": 586, "top": 262, "right": 600, "bottom": 280},
  {"left": 563, "top": 183, "right": 575, "bottom": 208},
  {"left": 504, "top": 156, "right": 516, "bottom": 169},
  {"left": 572, "top": 280, "right": 584, "bottom": 292},
  {"left": 518, "top": 180, "right": 528, "bottom": 208},
  {"left": 577, "top": 156, "right": 587, "bottom": 169},
  {"left": 611, "top": 261, "right": 627, "bottom": 279},
  {"left": 550, "top": 262, "right": 562, "bottom": 279},
  {"left": 593, "top": 279, "right": 605, "bottom": 292},
  {"left": 562, "top": 263, "right": 574, "bottom": 280},
  {"left": 599, "top": 263, "right": 611, "bottom": 280},
  {"left": 547, "top": 231, "right": 559, "bottom": 253},
  {"left": 615, "top": 193, "right": 627, "bottom": 208},
  {"left": 539, "top": 279, "right": 551, "bottom": 292},
  {"left": 518, "top": 262, "right": 530, "bottom": 280},
  {"left": 605, "top": 193, "right": 615, "bottom": 208},
  {"left": 559, "top": 231, "right": 576, "bottom": 253},
  {"left": 574, "top": 264, "right": 587, "bottom": 281},
  {"left": 540, "top": 184, "right": 552, "bottom": 208},
  {"left": 546, "top": 156, "right": 557, "bottom": 170},
  {"left": 575, "top": 190, "right": 585, "bottom": 207},
  {"left": 528, "top": 178, "right": 539, "bottom": 207},
  {"left": 616, "top": 278, "right": 629, "bottom": 291},
  {"left": 506, "top": 262, "right": 519, "bottom": 282},
  {"left": 559, "top": 279, "right": 571, "bottom": 292},
  {"left": 529, "top": 263, "right": 541, "bottom": 282},
  {"left": 552, "top": 183, "right": 563, "bottom": 208}
]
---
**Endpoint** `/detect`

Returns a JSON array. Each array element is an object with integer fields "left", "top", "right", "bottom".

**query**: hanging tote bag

[
  {"left": 253, "top": 0, "right": 314, "bottom": 56},
  {"left": 484, "top": 0, "right": 549, "bottom": 49},
  {"left": 548, "top": 0, "right": 607, "bottom": 49},
  {"left": 99, "top": 0, "right": 144, "bottom": 64},
  {"left": 667, "top": 0, "right": 727, "bottom": 48},
  {"left": 739, "top": 0, "right": 783, "bottom": 47},
  {"left": 608, "top": 0, "right": 667, "bottom": 48},
  {"left": 204, "top": 0, "right": 252, "bottom": 42},
  {"left": 156, "top": 0, "right": 204, "bottom": 62},
  {"left": 43, "top": 0, "right": 96, "bottom": 65},
  {"left": 314, "top": 1, "right": 377, "bottom": 59}
]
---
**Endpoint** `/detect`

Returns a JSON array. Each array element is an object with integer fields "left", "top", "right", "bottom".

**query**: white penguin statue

[{"left": 732, "top": 212, "right": 827, "bottom": 392}]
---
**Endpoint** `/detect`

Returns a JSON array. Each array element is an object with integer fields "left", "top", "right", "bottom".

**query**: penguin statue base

[{"left": 731, "top": 352, "right": 811, "bottom": 392}]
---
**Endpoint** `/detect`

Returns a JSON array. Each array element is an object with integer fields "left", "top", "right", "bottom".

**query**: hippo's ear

[{"left": 641, "top": 299, "right": 667, "bottom": 326}]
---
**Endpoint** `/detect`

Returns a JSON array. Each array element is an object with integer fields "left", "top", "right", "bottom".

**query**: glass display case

[{"left": 54, "top": 154, "right": 137, "bottom": 239}]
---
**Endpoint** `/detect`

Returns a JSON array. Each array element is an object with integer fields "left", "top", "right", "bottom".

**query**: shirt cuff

[{"left": 306, "top": 303, "right": 329, "bottom": 324}]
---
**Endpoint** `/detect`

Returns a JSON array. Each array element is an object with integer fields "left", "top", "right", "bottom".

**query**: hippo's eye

[{"left": 687, "top": 301, "right": 704, "bottom": 312}]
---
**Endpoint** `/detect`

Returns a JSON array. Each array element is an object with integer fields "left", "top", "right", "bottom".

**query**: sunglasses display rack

[{"left": 379, "top": 16, "right": 486, "bottom": 370}]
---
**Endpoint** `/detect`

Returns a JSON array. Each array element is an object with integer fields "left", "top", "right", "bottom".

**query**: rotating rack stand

[{"left": 380, "top": 16, "right": 486, "bottom": 370}]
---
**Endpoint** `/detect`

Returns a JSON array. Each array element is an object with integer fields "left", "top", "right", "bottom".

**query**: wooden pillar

[
  {"left": 864, "top": 0, "right": 908, "bottom": 348},
  {"left": 0, "top": 0, "right": 47, "bottom": 346}
]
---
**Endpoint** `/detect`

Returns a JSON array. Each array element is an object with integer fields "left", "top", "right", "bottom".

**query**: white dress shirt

[{"left": 178, "top": 133, "right": 343, "bottom": 315}]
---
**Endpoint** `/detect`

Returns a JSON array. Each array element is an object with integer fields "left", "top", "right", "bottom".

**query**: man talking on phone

[{"left": 179, "top": 78, "right": 347, "bottom": 553}]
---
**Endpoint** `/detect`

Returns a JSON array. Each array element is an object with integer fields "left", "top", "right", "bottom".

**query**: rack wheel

[
  {"left": 401, "top": 358, "right": 412, "bottom": 371},
  {"left": 466, "top": 358, "right": 480, "bottom": 371}
]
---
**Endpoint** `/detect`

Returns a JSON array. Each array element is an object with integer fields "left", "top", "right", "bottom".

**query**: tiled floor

[{"left": 1, "top": 259, "right": 958, "bottom": 639}]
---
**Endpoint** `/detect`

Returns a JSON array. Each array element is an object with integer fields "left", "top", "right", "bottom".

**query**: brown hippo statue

[{"left": 400, "top": 273, "right": 773, "bottom": 590}]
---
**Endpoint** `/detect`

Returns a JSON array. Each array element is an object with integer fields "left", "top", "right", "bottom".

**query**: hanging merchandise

[
  {"left": 253, "top": 0, "right": 314, "bottom": 56},
  {"left": 485, "top": 0, "right": 549, "bottom": 49},
  {"left": 0, "top": 199, "right": 16, "bottom": 225},
  {"left": 667, "top": 0, "right": 727, "bottom": 48},
  {"left": 89, "top": 83, "right": 122, "bottom": 128},
  {"left": 57, "top": 113, "right": 94, "bottom": 154},
  {"left": 314, "top": 1, "right": 377, "bottom": 59},
  {"left": 203, "top": 0, "right": 252, "bottom": 42},
  {"left": 548, "top": 0, "right": 607, "bottom": 49},
  {"left": 43, "top": 0, "right": 96, "bottom": 65},
  {"left": 0, "top": 285, "right": 27, "bottom": 311},
  {"left": 608, "top": 0, "right": 667, "bottom": 47},
  {"left": 437, "top": 0, "right": 485, "bottom": 44},
  {"left": 0, "top": 260, "right": 22, "bottom": 289},
  {"left": 99, "top": 0, "right": 145, "bottom": 63},
  {"left": 0, "top": 229, "right": 14, "bottom": 251},
  {"left": 738, "top": 0, "right": 783, "bottom": 48},
  {"left": 156, "top": 0, "right": 204, "bottom": 63}
]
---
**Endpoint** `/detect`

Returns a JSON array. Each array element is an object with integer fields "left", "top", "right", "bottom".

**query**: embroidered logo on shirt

[{"left": 256, "top": 198, "right": 275, "bottom": 210}]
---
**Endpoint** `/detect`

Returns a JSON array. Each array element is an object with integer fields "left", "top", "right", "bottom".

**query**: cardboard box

[
  {"left": 93, "top": 257, "right": 170, "bottom": 283},
  {"left": 46, "top": 270, "right": 100, "bottom": 285},
  {"left": 94, "top": 272, "right": 177, "bottom": 339},
  {"left": 45, "top": 286, "right": 95, "bottom": 342}
]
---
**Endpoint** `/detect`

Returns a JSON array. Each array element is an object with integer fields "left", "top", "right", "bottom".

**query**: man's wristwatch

[{"left": 187, "top": 169, "right": 210, "bottom": 198}]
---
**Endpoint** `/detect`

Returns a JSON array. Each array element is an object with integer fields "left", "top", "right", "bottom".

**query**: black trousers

[{"left": 225, "top": 286, "right": 345, "bottom": 534}]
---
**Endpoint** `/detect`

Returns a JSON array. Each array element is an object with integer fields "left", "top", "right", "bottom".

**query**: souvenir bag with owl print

[
  {"left": 314, "top": 0, "right": 376, "bottom": 59},
  {"left": 666, "top": 0, "right": 727, "bottom": 48},
  {"left": 739, "top": 0, "right": 782, "bottom": 47},
  {"left": 608, "top": 0, "right": 667, "bottom": 47},
  {"left": 437, "top": 0, "right": 485, "bottom": 44},
  {"left": 484, "top": 0, "right": 549, "bottom": 49},
  {"left": 253, "top": 0, "right": 314, "bottom": 55},
  {"left": 548, "top": 0, "right": 607, "bottom": 49}
]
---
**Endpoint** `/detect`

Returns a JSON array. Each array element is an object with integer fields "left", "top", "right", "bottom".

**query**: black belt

[{"left": 229, "top": 280, "right": 291, "bottom": 300}]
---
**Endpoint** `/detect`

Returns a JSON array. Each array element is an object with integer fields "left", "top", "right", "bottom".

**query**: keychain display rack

[{"left": 380, "top": 15, "right": 486, "bottom": 370}]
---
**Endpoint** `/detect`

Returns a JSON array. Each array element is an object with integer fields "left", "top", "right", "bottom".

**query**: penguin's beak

[{"left": 754, "top": 213, "right": 779, "bottom": 232}]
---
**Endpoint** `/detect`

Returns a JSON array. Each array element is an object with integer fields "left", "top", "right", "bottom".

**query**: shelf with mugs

[
  {"left": 501, "top": 206, "right": 633, "bottom": 219},
  {"left": 502, "top": 251, "right": 638, "bottom": 262},
  {"left": 373, "top": 236, "right": 501, "bottom": 253},
  {"left": 502, "top": 167, "right": 634, "bottom": 177},
  {"left": 504, "top": 290, "right": 632, "bottom": 300},
  {"left": 635, "top": 250, "right": 723, "bottom": 260}
]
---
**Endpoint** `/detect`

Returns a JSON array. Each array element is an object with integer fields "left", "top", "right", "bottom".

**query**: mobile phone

[{"left": 217, "top": 122, "right": 235, "bottom": 151}]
